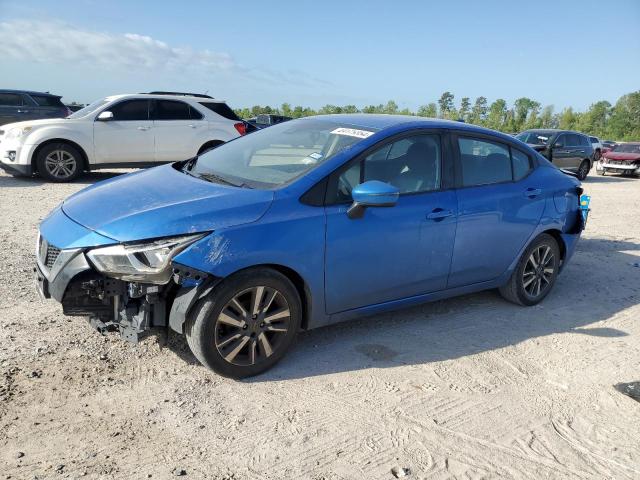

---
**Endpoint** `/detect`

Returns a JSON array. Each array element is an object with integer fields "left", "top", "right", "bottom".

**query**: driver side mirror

[
  {"left": 347, "top": 180, "right": 399, "bottom": 219},
  {"left": 96, "top": 111, "right": 114, "bottom": 121}
]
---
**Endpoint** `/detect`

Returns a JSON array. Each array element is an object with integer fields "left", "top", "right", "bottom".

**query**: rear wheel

[
  {"left": 36, "top": 143, "right": 83, "bottom": 182},
  {"left": 577, "top": 160, "right": 590, "bottom": 180},
  {"left": 185, "top": 268, "right": 301, "bottom": 378},
  {"left": 499, "top": 233, "right": 560, "bottom": 306}
]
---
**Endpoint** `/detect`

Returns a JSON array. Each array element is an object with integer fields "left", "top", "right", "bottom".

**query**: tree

[
  {"left": 383, "top": 100, "right": 399, "bottom": 114},
  {"left": 469, "top": 96, "right": 488, "bottom": 125},
  {"left": 281, "top": 103, "right": 292, "bottom": 117},
  {"left": 459, "top": 97, "right": 471, "bottom": 122},
  {"left": 538, "top": 105, "right": 556, "bottom": 129},
  {"left": 417, "top": 103, "right": 438, "bottom": 118},
  {"left": 607, "top": 91, "right": 640, "bottom": 140},
  {"left": 438, "top": 91, "right": 455, "bottom": 118},
  {"left": 486, "top": 99, "right": 507, "bottom": 130},
  {"left": 558, "top": 107, "right": 579, "bottom": 131}
]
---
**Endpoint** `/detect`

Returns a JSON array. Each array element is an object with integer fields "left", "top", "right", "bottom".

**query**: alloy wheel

[
  {"left": 44, "top": 150, "right": 77, "bottom": 179},
  {"left": 214, "top": 286, "right": 291, "bottom": 366},
  {"left": 578, "top": 161, "right": 589, "bottom": 180},
  {"left": 522, "top": 245, "right": 555, "bottom": 298}
]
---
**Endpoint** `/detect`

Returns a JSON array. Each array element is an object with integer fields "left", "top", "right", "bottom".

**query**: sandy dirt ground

[{"left": 0, "top": 169, "right": 639, "bottom": 479}]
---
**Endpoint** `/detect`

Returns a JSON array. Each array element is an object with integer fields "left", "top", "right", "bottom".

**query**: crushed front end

[{"left": 34, "top": 210, "right": 212, "bottom": 342}]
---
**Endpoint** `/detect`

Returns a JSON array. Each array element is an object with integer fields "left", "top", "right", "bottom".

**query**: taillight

[{"left": 234, "top": 122, "right": 247, "bottom": 136}]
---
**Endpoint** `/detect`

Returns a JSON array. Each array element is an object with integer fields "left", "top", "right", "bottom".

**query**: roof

[
  {"left": 104, "top": 93, "right": 226, "bottom": 102},
  {"left": 0, "top": 89, "right": 60, "bottom": 97},
  {"left": 301, "top": 114, "right": 515, "bottom": 139}
]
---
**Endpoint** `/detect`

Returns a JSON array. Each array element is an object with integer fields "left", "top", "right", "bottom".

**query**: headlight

[
  {"left": 6, "top": 126, "right": 32, "bottom": 141},
  {"left": 86, "top": 234, "right": 205, "bottom": 284}
]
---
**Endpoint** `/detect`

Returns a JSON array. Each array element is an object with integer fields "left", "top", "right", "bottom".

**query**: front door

[
  {"left": 324, "top": 132, "right": 457, "bottom": 314},
  {"left": 93, "top": 99, "right": 155, "bottom": 164},
  {"left": 551, "top": 133, "right": 582, "bottom": 170},
  {"left": 448, "top": 135, "right": 545, "bottom": 287}
]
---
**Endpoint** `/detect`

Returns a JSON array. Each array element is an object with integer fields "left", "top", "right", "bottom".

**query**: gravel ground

[{"left": 0, "top": 169, "right": 639, "bottom": 479}]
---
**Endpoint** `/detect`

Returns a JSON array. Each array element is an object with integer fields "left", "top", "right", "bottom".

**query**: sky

[{"left": 1, "top": 0, "right": 639, "bottom": 112}]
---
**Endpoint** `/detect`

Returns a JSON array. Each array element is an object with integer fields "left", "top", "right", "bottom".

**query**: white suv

[{"left": 0, "top": 92, "right": 247, "bottom": 182}]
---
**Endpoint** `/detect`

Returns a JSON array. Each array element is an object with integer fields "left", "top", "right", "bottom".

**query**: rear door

[
  {"left": 448, "top": 134, "right": 545, "bottom": 287},
  {"left": 0, "top": 92, "right": 28, "bottom": 125},
  {"left": 28, "top": 94, "right": 67, "bottom": 120},
  {"left": 93, "top": 99, "right": 155, "bottom": 164},
  {"left": 152, "top": 100, "right": 206, "bottom": 162}
]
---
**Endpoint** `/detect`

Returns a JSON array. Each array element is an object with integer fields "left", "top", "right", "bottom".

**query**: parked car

[
  {"left": 601, "top": 140, "right": 617, "bottom": 154},
  {"left": 0, "top": 92, "right": 246, "bottom": 182},
  {"left": 599, "top": 142, "right": 640, "bottom": 176},
  {"left": 589, "top": 136, "right": 603, "bottom": 160},
  {"left": 66, "top": 104, "right": 86, "bottom": 113},
  {"left": 515, "top": 129, "right": 594, "bottom": 180},
  {"left": 34, "top": 115, "right": 585, "bottom": 378},
  {"left": 0, "top": 89, "right": 71, "bottom": 126},
  {"left": 246, "top": 114, "right": 292, "bottom": 129}
]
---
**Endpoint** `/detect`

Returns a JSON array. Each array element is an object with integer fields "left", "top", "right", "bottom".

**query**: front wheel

[
  {"left": 36, "top": 143, "right": 83, "bottom": 182},
  {"left": 499, "top": 233, "right": 560, "bottom": 306},
  {"left": 185, "top": 268, "right": 302, "bottom": 378}
]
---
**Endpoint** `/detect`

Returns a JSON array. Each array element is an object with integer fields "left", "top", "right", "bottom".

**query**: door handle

[
  {"left": 17, "top": 110, "right": 29, "bottom": 114},
  {"left": 427, "top": 208, "right": 454, "bottom": 220},
  {"left": 523, "top": 188, "right": 542, "bottom": 198},
  {"left": 187, "top": 124, "right": 197, "bottom": 128},
  {"left": 137, "top": 126, "right": 151, "bottom": 131}
]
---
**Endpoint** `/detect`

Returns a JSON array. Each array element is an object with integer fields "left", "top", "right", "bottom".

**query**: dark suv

[
  {"left": 515, "top": 129, "right": 594, "bottom": 180},
  {"left": 0, "top": 89, "right": 71, "bottom": 126}
]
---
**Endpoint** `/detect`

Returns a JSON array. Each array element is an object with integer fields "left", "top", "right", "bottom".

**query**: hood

[
  {"left": 0, "top": 118, "right": 71, "bottom": 131},
  {"left": 62, "top": 164, "right": 275, "bottom": 242},
  {"left": 604, "top": 152, "right": 640, "bottom": 162}
]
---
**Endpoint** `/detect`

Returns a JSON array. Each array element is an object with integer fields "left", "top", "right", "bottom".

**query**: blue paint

[{"left": 42, "top": 115, "right": 584, "bottom": 330}]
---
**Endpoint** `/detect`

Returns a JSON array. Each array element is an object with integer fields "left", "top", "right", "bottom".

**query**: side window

[
  {"left": 554, "top": 134, "right": 566, "bottom": 147},
  {"left": 189, "top": 106, "right": 203, "bottom": 120},
  {"left": 512, "top": 149, "right": 532, "bottom": 181},
  {"left": 110, "top": 100, "right": 149, "bottom": 121},
  {"left": 565, "top": 134, "right": 579, "bottom": 147},
  {"left": 155, "top": 100, "right": 191, "bottom": 120},
  {"left": 333, "top": 134, "right": 442, "bottom": 202},
  {"left": 459, "top": 137, "right": 511, "bottom": 186},
  {"left": 580, "top": 135, "right": 590, "bottom": 147},
  {"left": 0, "top": 93, "right": 24, "bottom": 106}
]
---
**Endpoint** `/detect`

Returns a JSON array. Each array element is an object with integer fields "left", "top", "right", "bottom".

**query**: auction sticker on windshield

[{"left": 330, "top": 127, "right": 374, "bottom": 139}]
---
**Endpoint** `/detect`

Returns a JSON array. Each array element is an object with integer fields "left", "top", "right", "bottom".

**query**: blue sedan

[{"left": 35, "top": 115, "right": 585, "bottom": 378}]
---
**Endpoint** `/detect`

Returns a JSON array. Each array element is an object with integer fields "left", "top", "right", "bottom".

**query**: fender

[{"left": 24, "top": 121, "right": 94, "bottom": 164}]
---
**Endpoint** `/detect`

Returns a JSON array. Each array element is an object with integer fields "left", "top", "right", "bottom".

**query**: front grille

[{"left": 38, "top": 235, "right": 61, "bottom": 270}]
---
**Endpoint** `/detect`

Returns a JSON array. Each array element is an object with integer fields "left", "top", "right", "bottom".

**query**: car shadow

[
  {"left": 162, "top": 237, "right": 640, "bottom": 378},
  {"left": 583, "top": 174, "right": 637, "bottom": 184},
  {"left": 0, "top": 170, "right": 131, "bottom": 187}
]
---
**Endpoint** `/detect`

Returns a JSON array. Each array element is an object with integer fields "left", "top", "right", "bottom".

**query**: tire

[
  {"left": 185, "top": 268, "right": 302, "bottom": 378},
  {"left": 577, "top": 160, "right": 590, "bottom": 181},
  {"left": 35, "top": 143, "right": 83, "bottom": 182},
  {"left": 594, "top": 150, "right": 601, "bottom": 161},
  {"left": 499, "top": 233, "right": 561, "bottom": 306}
]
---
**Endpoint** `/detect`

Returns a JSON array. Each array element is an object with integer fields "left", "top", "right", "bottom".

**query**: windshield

[
  {"left": 516, "top": 132, "right": 552, "bottom": 145},
  {"left": 67, "top": 98, "right": 109, "bottom": 119},
  {"left": 612, "top": 144, "right": 640, "bottom": 154},
  {"left": 188, "top": 119, "right": 378, "bottom": 188}
]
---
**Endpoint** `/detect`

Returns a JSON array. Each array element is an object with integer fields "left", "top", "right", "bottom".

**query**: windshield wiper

[{"left": 197, "top": 172, "right": 253, "bottom": 188}]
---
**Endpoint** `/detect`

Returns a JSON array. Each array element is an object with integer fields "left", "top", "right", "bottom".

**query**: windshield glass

[
  {"left": 189, "top": 119, "right": 378, "bottom": 188},
  {"left": 516, "top": 132, "right": 552, "bottom": 145},
  {"left": 612, "top": 144, "right": 640, "bottom": 154},
  {"left": 67, "top": 98, "right": 109, "bottom": 119}
]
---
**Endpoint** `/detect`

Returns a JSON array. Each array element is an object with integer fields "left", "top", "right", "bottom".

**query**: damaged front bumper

[{"left": 34, "top": 234, "right": 214, "bottom": 342}]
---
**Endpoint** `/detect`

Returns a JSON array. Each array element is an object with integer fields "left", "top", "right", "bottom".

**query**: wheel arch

[
  {"left": 31, "top": 138, "right": 89, "bottom": 173},
  {"left": 541, "top": 228, "right": 566, "bottom": 262},
  {"left": 197, "top": 140, "right": 224, "bottom": 155}
]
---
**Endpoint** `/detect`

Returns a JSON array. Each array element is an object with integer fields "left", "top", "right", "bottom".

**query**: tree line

[{"left": 235, "top": 90, "right": 640, "bottom": 141}]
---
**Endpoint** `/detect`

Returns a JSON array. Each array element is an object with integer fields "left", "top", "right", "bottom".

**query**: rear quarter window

[
  {"left": 30, "top": 95, "right": 64, "bottom": 107},
  {"left": 198, "top": 102, "right": 241, "bottom": 121}
]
